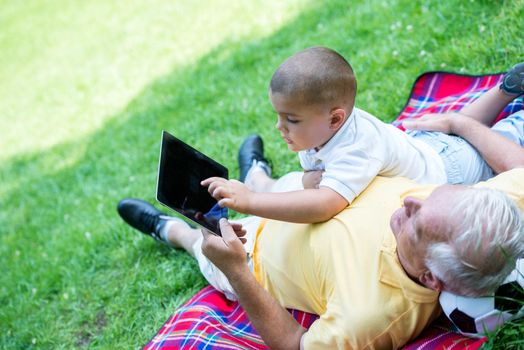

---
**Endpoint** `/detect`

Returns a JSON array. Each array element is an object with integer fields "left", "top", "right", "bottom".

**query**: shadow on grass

[{"left": 1, "top": 0, "right": 520, "bottom": 347}]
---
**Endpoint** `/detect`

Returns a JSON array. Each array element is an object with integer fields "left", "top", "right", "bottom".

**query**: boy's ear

[{"left": 329, "top": 108, "right": 347, "bottom": 130}]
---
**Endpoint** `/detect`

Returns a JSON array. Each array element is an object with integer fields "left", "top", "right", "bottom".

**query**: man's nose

[{"left": 404, "top": 197, "right": 422, "bottom": 217}]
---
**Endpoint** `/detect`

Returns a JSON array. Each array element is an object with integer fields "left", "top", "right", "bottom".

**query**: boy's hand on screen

[
  {"left": 302, "top": 170, "right": 323, "bottom": 189},
  {"left": 201, "top": 177, "right": 254, "bottom": 213}
]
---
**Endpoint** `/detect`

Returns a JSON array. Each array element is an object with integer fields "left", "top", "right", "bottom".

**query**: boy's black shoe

[
  {"left": 117, "top": 198, "right": 172, "bottom": 242},
  {"left": 500, "top": 62, "right": 524, "bottom": 96},
  {"left": 238, "top": 134, "right": 271, "bottom": 182}
]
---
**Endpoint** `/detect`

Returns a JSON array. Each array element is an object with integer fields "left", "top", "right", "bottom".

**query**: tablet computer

[{"left": 156, "top": 130, "right": 228, "bottom": 235}]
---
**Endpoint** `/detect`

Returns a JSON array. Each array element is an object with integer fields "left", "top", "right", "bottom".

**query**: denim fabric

[
  {"left": 408, "top": 111, "right": 524, "bottom": 184},
  {"left": 407, "top": 130, "right": 494, "bottom": 185},
  {"left": 491, "top": 110, "right": 524, "bottom": 146}
]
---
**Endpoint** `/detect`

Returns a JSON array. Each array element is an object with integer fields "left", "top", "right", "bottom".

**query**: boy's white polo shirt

[{"left": 299, "top": 107, "right": 446, "bottom": 203}]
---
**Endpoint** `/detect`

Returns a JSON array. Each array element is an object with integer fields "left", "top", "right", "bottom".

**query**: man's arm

[
  {"left": 458, "top": 86, "right": 516, "bottom": 126},
  {"left": 403, "top": 113, "right": 524, "bottom": 173},
  {"left": 202, "top": 178, "right": 348, "bottom": 223},
  {"left": 201, "top": 219, "right": 306, "bottom": 350}
]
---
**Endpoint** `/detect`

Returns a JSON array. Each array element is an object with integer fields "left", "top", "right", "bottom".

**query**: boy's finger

[
  {"left": 200, "top": 177, "right": 212, "bottom": 186},
  {"left": 210, "top": 183, "right": 230, "bottom": 199},
  {"left": 217, "top": 198, "right": 232, "bottom": 208},
  {"left": 207, "top": 182, "right": 221, "bottom": 196},
  {"left": 212, "top": 185, "right": 225, "bottom": 198},
  {"left": 201, "top": 177, "right": 224, "bottom": 186}
]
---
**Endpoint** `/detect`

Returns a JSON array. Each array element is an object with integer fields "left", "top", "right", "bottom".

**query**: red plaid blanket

[
  {"left": 144, "top": 72, "right": 523, "bottom": 350},
  {"left": 394, "top": 71, "right": 522, "bottom": 130},
  {"left": 145, "top": 286, "right": 317, "bottom": 349},
  {"left": 144, "top": 287, "right": 486, "bottom": 350}
]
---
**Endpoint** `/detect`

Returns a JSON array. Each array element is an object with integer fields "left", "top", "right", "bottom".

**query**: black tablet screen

[{"left": 156, "top": 131, "right": 228, "bottom": 235}]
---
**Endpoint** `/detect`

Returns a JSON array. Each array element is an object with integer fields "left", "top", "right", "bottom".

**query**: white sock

[
  {"left": 158, "top": 218, "right": 176, "bottom": 242},
  {"left": 245, "top": 160, "right": 271, "bottom": 183},
  {"left": 158, "top": 216, "right": 190, "bottom": 245}
]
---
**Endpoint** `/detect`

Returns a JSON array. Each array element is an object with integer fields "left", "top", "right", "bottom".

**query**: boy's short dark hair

[{"left": 270, "top": 47, "right": 357, "bottom": 112}]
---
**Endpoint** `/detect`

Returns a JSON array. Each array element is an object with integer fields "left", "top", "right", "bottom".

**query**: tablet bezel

[{"left": 156, "top": 131, "right": 228, "bottom": 235}]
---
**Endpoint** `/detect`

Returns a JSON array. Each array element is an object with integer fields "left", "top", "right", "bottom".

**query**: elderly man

[{"left": 118, "top": 84, "right": 524, "bottom": 348}]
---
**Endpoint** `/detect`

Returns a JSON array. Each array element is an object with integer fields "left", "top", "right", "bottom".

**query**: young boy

[
  {"left": 202, "top": 46, "right": 447, "bottom": 223},
  {"left": 117, "top": 61, "right": 524, "bottom": 302}
]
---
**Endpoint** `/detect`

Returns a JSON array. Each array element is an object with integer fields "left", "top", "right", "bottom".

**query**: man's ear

[
  {"left": 329, "top": 108, "right": 347, "bottom": 130},
  {"left": 419, "top": 270, "right": 444, "bottom": 292}
]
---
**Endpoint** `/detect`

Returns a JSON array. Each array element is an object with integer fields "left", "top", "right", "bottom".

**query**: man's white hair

[{"left": 425, "top": 187, "right": 524, "bottom": 297}]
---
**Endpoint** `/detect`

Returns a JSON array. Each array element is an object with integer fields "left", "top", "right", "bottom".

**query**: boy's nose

[{"left": 275, "top": 118, "right": 284, "bottom": 131}]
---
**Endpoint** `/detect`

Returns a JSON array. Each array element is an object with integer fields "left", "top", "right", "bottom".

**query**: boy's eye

[{"left": 286, "top": 116, "right": 299, "bottom": 124}]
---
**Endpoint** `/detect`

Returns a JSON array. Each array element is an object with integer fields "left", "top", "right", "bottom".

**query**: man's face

[
  {"left": 269, "top": 90, "right": 338, "bottom": 152},
  {"left": 390, "top": 184, "right": 464, "bottom": 287}
]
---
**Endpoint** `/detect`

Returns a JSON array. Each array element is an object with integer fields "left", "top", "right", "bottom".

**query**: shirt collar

[{"left": 379, "top": 231, "right": 439, "bottom": 304}]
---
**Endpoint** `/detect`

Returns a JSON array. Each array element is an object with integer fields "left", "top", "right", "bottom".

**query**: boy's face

[{"left": 269, "top": 91, "right": 341, "bottom": 152}]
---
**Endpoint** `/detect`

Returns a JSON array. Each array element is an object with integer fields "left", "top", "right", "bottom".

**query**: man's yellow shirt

[{"left": 253, "top": 169, "right": 524, "bottom": 349}]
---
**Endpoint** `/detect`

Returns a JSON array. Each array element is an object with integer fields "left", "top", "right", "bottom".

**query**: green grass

[{"left": 0, "top": 0, "right": 523, "bottom": 348}]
